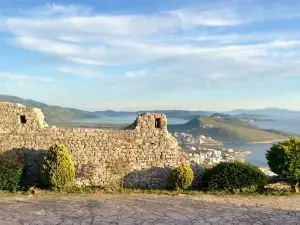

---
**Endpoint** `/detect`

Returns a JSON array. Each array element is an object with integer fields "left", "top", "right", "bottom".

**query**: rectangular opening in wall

[
  {"left": 20, "top": 115, "right": 27, "bottom": 124},
  {"left": 155, "top": 118, "right": 161, "bottom": 128}
]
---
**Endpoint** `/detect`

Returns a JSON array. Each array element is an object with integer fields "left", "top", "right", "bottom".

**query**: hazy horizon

[{"left": 1, "top": 94, "right": 300, "bottom": 112}]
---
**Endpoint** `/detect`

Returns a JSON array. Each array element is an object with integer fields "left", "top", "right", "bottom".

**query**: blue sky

[{"left": 0, "top": 0, "right": 300, "bottom": 111}]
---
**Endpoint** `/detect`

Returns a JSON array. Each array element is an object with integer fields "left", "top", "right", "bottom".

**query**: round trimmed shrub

[
  {"left": 202, "top": 161, "right": 268, "bottom": 193},
  {"left": 0, "top": 154, "right": 24, "bottom": 192},
  {"left": 40, "top": 144, "right": 75, "bottom": 190},
  {"left": 266, "top": 137, "right": 300, "bottom": 192},
  {"left": 171, "top": 164, "right": 194, "bottom": 190}
]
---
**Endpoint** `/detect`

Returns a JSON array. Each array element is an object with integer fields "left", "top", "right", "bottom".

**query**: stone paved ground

[{"left": 1, "top": 194, "right": 300, "bottom": 225}]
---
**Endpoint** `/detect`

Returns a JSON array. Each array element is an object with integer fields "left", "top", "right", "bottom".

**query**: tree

[
  {"left": 171, "top": 164, "right": 194, "bottom": 190},
  {"left": 40, "top": 144, "right": 75, "bottom": 190},
  {"left": 266, "top": 137, "right": 300, "bottom": 192}
]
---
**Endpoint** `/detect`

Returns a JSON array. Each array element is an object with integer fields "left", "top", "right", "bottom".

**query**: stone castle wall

[{"left": 0, "top": 102, "right": 188, "bottom": 188}]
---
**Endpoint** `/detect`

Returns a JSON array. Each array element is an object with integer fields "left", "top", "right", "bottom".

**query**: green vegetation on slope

[
  {"left": 169, "top": 116, "right": 293, "bottom": 143},
  {"left": 0, "top": 95, "right": 98, "bottom": 124},
  {"left": 0, "top": 95, "right": 47, "bottom": 108},
  {"left": 41, "top": 106, "right": 97, "bottom": 124}
]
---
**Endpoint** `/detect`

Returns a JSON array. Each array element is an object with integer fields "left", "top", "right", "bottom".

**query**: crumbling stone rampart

[{"left": 0, "top": 102, "right": 188, "bottom": 188}]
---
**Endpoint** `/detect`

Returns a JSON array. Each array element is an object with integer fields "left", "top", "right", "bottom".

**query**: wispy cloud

[
  {"left": 186, "top": 32, "right": 300, "bottom": 44},
  {"left": 21, "top": 3, "right": 92, "bottom": 17},
  {"left": 168, "top": 6, "right": 245, "bottom": 28},
  {"left": 2, "top": 1, "right": 300, "bottom": 91},
  {"left": 0, "top": 72, "right": 54, "bottom": 83},
  {"left": 5, "top": 1, "right": 276, "bottom": 42},
  {"left": 125, "top": 70, "right": 148, "bottom": 78},
  {"left": 58, "top": 66, "right": 101, "bottom": 78}
]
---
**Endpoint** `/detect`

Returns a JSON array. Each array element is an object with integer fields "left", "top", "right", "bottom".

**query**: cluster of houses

[
  {"left": 173, "top": 132, "right": 221, "bottom": 146},
  {"left": 188, "top": 149, "right": 246, "bottom": 165},
  {"left": 172, "top": 131, "right": 281, "bottom": 178},
  {"left": 173, "top": 132, "right": 248, "bottom": 165}
]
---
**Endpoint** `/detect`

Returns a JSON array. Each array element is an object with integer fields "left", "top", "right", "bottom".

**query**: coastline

[
  {"left": 248, "top": 139, "right": 288, "bottom": 144},
  {"left": 224, "top": 139, "right": 288, "bottom": 145},
  {"left": 240, "top": 150, "right": 252, "bottom": 155}
]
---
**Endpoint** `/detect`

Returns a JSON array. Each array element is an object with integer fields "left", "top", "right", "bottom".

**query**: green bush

[
  {"left": 40, "top": 144, "right": 75, "bottom": 190},
  {"left": 202, "top": 161, "right": 268, "bottom": 193},
  {"left": 266, "top": 137, "right": 300, "bottom": 192},
  {"left": 0, "top": 154, "right": 24, "bottom": 192},
  {"left": 171, "top": 164, "right": 194, "bottom": 190}
]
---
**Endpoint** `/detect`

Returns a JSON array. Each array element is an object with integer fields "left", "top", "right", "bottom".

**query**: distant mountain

[
  {"left": 0, "top": 95, "right": 48, "bottom": 108},
  {"left": 1, "top": 94, "right": 298, "bottom": 134},
  {"left": 0, "top": 95, "right": 99, "bottom": 124},
  {"left": 228, "top": 108, "right": 300, "bottom": 117},
  {"left": 211, "top": 113, "right": 233, "bottom": 120},
  {"left": 41, "top": 106, "right": 99, "bottom": 124},
  {"left": 210, "top": 112, "right": 273, "bottom": 122},
  {"left": 168, "top": 114, "right": 296, "bottom": 144},
  {"left": 140, "top": 110, "right": 212, "bottom": 120},
  {"left": 0, "top": 95, "right": 213, "bottom": 123},
  {"left": 67, "top": 109, "right": 212, "bottom": 119},
  {"left": 93, "top": 110, "right": 137, "bottom": 117},
  {"left": 64, "top": 107, "right": 103, "bottom": 117}
]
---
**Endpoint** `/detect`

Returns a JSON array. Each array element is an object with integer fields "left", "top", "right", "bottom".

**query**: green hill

[
  {"left": 0, "top": 95, "right": 48, "bottom": 108},
  {"left": 169, "top": 116, "right": 295, "bottom": 143},
  {"left": 0, "top": 95, "right": 98, "bottom": 124},
  {"left": 40, "top": 106, "right": 98, "bottom": 124}
]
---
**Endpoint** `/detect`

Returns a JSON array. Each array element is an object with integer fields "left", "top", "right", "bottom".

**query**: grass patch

[
  {"left": 0, "top": 186, "right": 205, "bottom": 196},
  {"left": 263, "top": 188, "right": 294, "bottom": 196},
  {"left": 35, "top": 187, "right": 205, "bottom": 196},
  {"left": 0, "top": 186, "right": 295, "bottom": 196},
  {"left": 205, "top": 189, "right": 294, "bottom": 196}
]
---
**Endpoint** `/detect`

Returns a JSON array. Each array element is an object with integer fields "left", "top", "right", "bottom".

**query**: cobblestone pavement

[{"left": 1, "top": 194, "right": 300, "bottom": 225}]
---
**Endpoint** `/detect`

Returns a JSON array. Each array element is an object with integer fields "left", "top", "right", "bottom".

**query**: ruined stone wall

[{"left": 0, "top": 102, "right": 188, "bottom": 188}]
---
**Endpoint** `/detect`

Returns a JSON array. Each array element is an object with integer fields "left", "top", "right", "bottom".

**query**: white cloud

[
  {"left": 2, "top": 2, "right": 300, "bottom": 91},
  {"left": 6, "top": 1, "right": 279, "bottom": 42},
  {"left": 11, "top": 33, "right": 300, "bottom": 68},
  {"left": 186, "top": 32, "right": 300, "bottom": 44},
  {"left": 125, "top": 70, "right": 148, "bottom": 78},
  {"left": 168, "top": 7, "right": 244, "bottom": 28},
  {"left": 22, "top": 3, "right": 92, "bottom": 17},
  {"left": 17, "top": 81, "right": 25, "bottom": 86},
  {"left": 58, "top": 66, "right": 101, "bottom": 78},
  {"left": 12, "top": 36, "right": 81, "bottom": 56},
  {"left": 0, "top": 72, "right": 54, "bottom": 83}
]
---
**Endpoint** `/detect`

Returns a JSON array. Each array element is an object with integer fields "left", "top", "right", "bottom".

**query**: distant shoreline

[
  {"left": 240, "top": 150, "right": 252, "bottom": 155},
  {"left": 248, "top": 139, "right": 288, "bottom": 144},
  {"left": 223, "top": 139, "right": 288, "bottom": 145}
]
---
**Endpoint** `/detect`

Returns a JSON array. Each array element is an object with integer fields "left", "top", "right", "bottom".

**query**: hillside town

[
  {"left": 174, "top": 132, "right": 222, "bottom": 146},
  {"left": 173, "top": 132, "right": 250, "bottom": 165}
]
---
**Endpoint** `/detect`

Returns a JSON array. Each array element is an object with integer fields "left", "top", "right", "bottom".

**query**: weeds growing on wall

[{"left": 106, "top": 157, "right": 131, "bottom": 189}]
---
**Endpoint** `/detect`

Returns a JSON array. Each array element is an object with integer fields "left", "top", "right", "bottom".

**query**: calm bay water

[
  {"left": 225, "top": 117, "right": 300, "bottom": 167},
  {"left": 74, "top": 116, "right": 189, "bottom": 125},
  {"left": 224, "top": 143, "right": 273, "bottom": 167},
  {"left": 252, "top": 118, "right": 300, "bottom": 135}
]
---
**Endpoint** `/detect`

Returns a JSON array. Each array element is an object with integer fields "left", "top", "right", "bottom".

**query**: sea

[
  {"left": 75, "top": 115, "right": 300, "bottom": 167},
  {"left": 74, "top": 116, "right": 189, "bottom": 125},
  {"left": 225, "top": 117, "right": 300, "bottom": 167}
]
